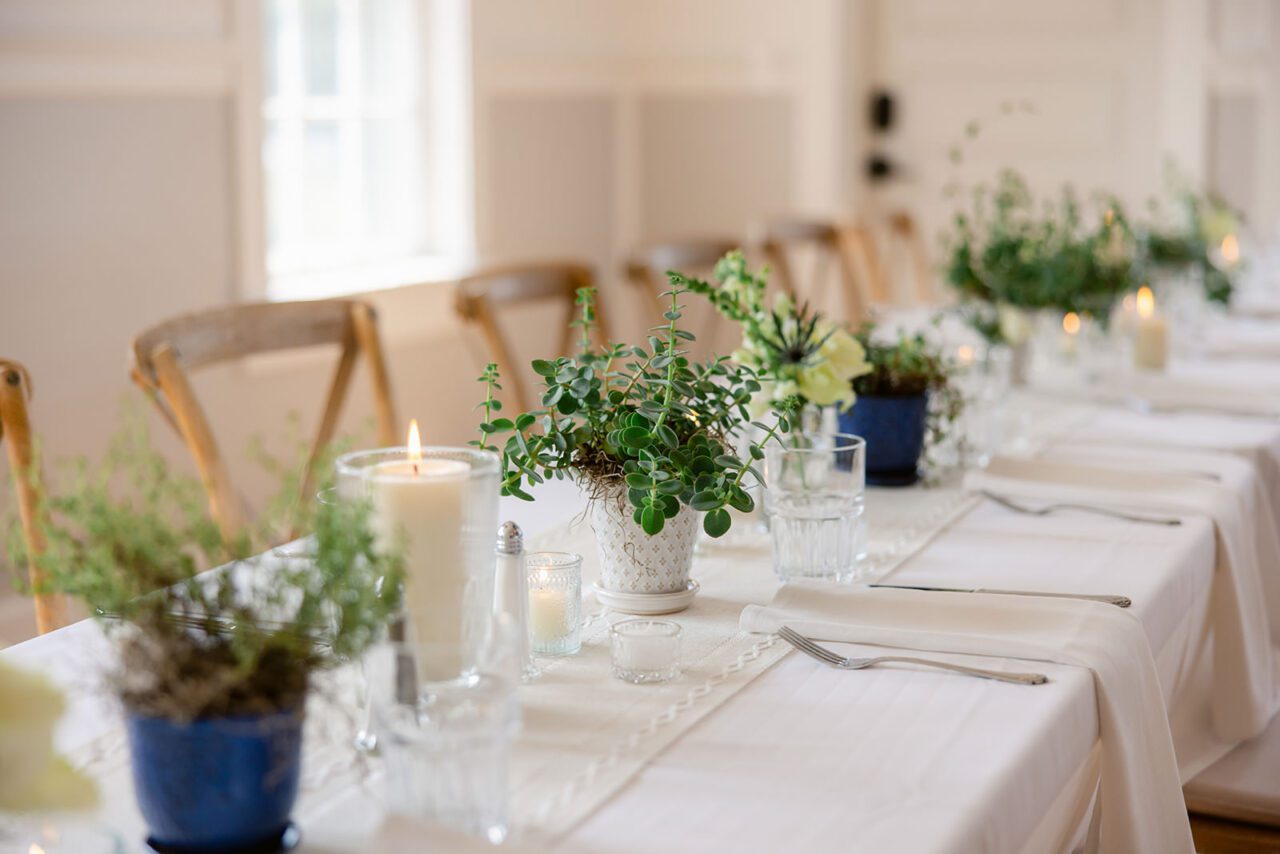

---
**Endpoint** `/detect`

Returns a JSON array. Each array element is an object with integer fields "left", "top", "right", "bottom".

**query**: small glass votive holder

[
  {"left": 526, "top": 552, "right": 583, "bottom": 657},
  {"left": 610, "top": 619, "right": 682, "bottom": 684}
]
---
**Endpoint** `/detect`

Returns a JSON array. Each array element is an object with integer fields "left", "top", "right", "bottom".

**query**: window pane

[
  {"left": 301, "top": 0, "right": 339, "bottom": 97},
  {"left": 362, "top": 0, "right": 415, "bottom": 101},
  {"left": 301, "top": 121, "right": 345, "bottom": 248},
  {"left": 263, "top": 0, "right": 282, "bottom": 99},
  {"left": 364, "top": 117, "right": 422, "bottom": 253},
  {"left": 263, "top": 120, "right": 291, "bottom": 255}
]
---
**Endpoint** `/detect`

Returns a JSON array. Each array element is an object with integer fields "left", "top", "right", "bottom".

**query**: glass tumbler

[
  {"left": 526, "top": 552, "right": 583, "bottom": 656},
  {"left": 369, "top": 643, "right": 520, "bottom": 845},
  {"left": 764, "top": 432, "right": 867, "bottom": 583}
]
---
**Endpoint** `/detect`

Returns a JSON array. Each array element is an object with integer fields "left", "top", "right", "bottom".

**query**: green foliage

[
  {"left": 1139, "top": 179, "right": 1244, "bottom": 306},
  {"left": 475, "top": 285, "right": 795, "bottom": 538},
  {"left": 679, "top": 251, "right": 870, "bottom": 412},
  {"left": 12, "top": 414, "right": 404, "bottom": 721},
  {"left": 945, "top": 171, "right": 1137, "bottom": 331}
]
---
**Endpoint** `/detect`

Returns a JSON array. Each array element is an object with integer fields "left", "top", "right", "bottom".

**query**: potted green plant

[
  {"left": 1140, "top": 178, "right": 1244, "bottom": 306},
  {"left": 837, "top": 327, "right": 962, "bottom": 486},
  {"left": 945, "top": 170, "right": 1135, "bottom": 381},
  {"left": 473, "top": 286, "right": 793, "bottom": 609},
  {"left": 14, "top": 421, "right": 403, "bottom": 852}
]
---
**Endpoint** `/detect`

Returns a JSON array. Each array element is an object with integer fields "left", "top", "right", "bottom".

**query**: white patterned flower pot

[{"left": 590, "top": 492, "right": 698, "bottom": 595}]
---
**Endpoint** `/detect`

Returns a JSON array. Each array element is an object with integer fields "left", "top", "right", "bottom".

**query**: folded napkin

[
  {"left": 741, "top": 583, "right": 1194, "bottom": 854},
  {"left": 966, "top": 456, "right": 1279, "bottom": 741},
  {"left": 1124, "top": 374, "right": 1280, "bottom": 418},
  {"left": 1203, "top": 323, "right": 1280, "bottom": 360}
]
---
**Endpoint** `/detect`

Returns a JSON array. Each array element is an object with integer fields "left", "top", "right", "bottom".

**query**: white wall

[{"left": 1, "top": 0, "right": 1273, "bottom": 641}]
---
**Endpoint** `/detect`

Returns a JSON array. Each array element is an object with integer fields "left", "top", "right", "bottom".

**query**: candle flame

[
  {"left": 957, "top": 344, "right": 975, "bottom": 363},
  {"left": 1136, "top": 286, "right": 1155, "bottom": 319},
  {"left": 30, "top": 845, "right": 46, "bottom": 854},
  {"left": 1104, "top": 208, "right": 1115, "bottom": 227},
  {"left": 1062, "top": 312, "right": 1081, "bottom": 335},
  {"left": 1222, "top": 234, "right": 1240, "bottom": 264},
  {"left": 407, "top": 419, "right": 422, "bottom": 463}
]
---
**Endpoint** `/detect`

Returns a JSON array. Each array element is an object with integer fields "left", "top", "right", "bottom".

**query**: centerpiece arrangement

[
  {"left": 1140, "top": 180, "right": 1244, "bottom": 306},
  {"left": 13, "top": 420, "right": 404, "bottom": 852},
  {"left": 677, "top": 250, "right": 872, "bottom": 423},
  {"left": 838, "top": 326, "right": 962, "bottom": 486},
  {"left": 944, "top": 170, "right": 1137, "bottom": 380},
  {"left": 474, "top": 284, "right": 794, "bottom": 613}
]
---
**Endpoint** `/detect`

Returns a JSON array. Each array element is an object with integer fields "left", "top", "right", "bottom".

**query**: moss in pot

[
  {"left": 472, "top": 286, "right": 795, "bottom": 610},
  {"left": 837, "top": 326, "right": 961, "bottom": 486},
  {"left": 13, "top": 420, "right": 404, "bottom": 853}
]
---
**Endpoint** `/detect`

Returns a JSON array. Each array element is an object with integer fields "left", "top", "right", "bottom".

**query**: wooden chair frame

[
  {"left": 760, "top": 219, "right": 870, "bottom": 326},
  {"left": 130, "top": 300, "right": 397, "bottom": 539},
  {"left": 887, "top": 211, "right": 940, "bottom": 305},
  {"left": 624, "top": 237, "right": 741, "bottom": 317},
  {"left": 0, "top": 359, "right": 69, "bottom": 634},
  {"left": 838, "top": 223, "right": 894, "bottom": 308},
  {"left": 454, "top": 262, "right": 608, "bottom": 412}
]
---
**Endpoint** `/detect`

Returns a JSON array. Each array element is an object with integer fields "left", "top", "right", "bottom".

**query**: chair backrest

[
  {"left": 454, "top": 262, "right": 608, "bottom": 412},
  {"left": 130, "top": 299, "right": 398, "bottom": 539},
  {"left": 887, "top": 211, "right": 940, "bottom": 305},
  {"left": 625, "top": 238, "right": 740, "bottom": 358},
  {"left": 838, "top": 223, "right": 894, "bottom": 308},
  {"left": 0, "top": 359, "right": 69, "bottom": 634},
  {"left": 760, "top": 218, "right": 869, "bottom": 326}
]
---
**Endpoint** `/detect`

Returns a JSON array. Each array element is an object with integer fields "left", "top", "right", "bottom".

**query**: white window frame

[{"left": 233, "top": 0, "right": 474, "bottom": 303}]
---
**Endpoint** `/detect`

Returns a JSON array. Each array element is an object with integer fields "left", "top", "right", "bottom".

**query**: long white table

[{"left": 7, "top": 328, "right": 1280, "bottom": 853}]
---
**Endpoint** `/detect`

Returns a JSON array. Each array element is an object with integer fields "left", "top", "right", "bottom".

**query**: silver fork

[
  {"left": 777, "top": 625, "right": 1048, "bottom": 685},
  {"left": 979, "top": 490, "right": 1181, "bottom": 526}
]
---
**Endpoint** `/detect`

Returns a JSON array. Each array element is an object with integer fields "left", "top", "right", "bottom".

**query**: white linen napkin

[
  {"left": 1125, "top": 374, "right": 1280, "bottom": 417},
  {"left": 965, "top": 456, "right": 1279, "bottom": 741},
  {"left": 740, "top": 583, "right": 1194, "bottom": 854}
]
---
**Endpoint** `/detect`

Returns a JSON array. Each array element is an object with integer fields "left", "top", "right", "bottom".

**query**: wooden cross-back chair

[
  {"left": 0, "top": 359, "right": 69, "bottom": 634},
  {"left": 887, "top": 211, "right": 941, "bottom": 305},
  {"left": 838, "top": 223, "right": 894, "bottom": 310},
  {"left": 130, "top": 300, "right": 397, "bottom": 540},
  {"left": 454, "top": 262, "right": 609, "bottom": 412},
  {"left": 625, "top": 237, "right": 740, "bottom": 360},
  {"left": 760, "top": 218, "right": 869, "bottom": 327}
]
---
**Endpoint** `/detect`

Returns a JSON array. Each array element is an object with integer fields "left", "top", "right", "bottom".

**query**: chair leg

[{"left": 1190, "top": 811, "right": 1280, "bottom": 854}]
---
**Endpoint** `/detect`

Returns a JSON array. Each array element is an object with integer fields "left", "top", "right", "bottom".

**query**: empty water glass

[
  {"left": 765, "top": 432, "right": 867, "bottom": 582},
  {"left": 369, "top": 642, "right": 520, "bottom": 845}
]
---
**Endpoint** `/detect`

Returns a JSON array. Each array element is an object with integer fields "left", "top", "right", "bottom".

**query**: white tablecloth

[{"left": 7, "top": 386, "right": 1280, "bottom": 853}]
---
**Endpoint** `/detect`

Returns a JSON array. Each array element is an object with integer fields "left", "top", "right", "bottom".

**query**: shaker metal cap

[{"left": 496, "top": 520, "right": 524, "bottom": 554}]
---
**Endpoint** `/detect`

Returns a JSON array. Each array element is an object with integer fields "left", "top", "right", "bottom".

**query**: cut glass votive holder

[
  {"left": 610, "top": 619, "right": 682, "bottom": 684},
  {"left": 526, "top": 552, "right": 583, "bottom": 657}
]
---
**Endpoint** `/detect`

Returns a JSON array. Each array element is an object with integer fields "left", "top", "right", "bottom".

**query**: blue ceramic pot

[
  {"left": 126, "top": 707, "right": 303, "bottom": 851},
  {"left": 837, "top": 393, "right": 929, "bottom": 486}
]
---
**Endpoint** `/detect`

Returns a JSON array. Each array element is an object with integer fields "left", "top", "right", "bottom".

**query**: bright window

[{"left": 260, "top": 0, "right": 467, "bottom": 300}]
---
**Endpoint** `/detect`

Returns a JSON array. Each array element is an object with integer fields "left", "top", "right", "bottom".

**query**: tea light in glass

[
  {"left": 610, "top": 619, "right": 682, "bottom": 684},
  {"left": 526, "top": 552, "right": 583, "bottom": 656}
]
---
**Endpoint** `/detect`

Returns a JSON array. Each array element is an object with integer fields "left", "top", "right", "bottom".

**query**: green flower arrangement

[
  {"left": 473, "top": 285, "right": 795, "bottom": 539},
  {"left": 677, "top": 250, "right": 871, "bottom": 413},
  {"left": 10, "top": 418, "right": 404, "bottom": 721},
  {"left": 945, "top": 171, "right": 1137, "bottom": 341},
  {"left": 1141, "top": 181, "right": 1244, "bottom": 306}
]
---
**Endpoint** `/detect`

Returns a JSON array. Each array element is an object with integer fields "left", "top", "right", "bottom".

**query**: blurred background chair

[
  {"left": 1185, "top": 721, "right": 1280, "bottom": 851},
  {"left": 0, "top": 359, "right": 69, "bottom": 634},
  {"left": 130, "top": 300, "right": 397, "bottom": 539},
  {"left": 625, "top": 237, "right": 740, "bottom": 360},
  {"left": 454, "top": 262, "right": 607, "bottom": 412},
  {"left": 759, "top": 218, "right": 869, "bottom": 327},
  {"left": 886, "top": 211, "right": 943, "bottom": 306}
]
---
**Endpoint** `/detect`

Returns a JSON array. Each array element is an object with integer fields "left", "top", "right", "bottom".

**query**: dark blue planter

[
  {"left": 838, "top": 393, "right": 929, "bottom": 486},
  {"left": 127, "top": 707, "right": 303, "bottom": 852}
]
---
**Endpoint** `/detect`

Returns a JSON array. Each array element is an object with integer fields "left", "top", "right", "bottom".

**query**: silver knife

[{"left": 870, "top": 583, "right": 1131, "bottom": 608}]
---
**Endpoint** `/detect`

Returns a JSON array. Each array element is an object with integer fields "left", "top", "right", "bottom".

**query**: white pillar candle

[
  {"left": 366, "top": 422, "right": 471, "bottom": 679},
  {"left": 529, "top": 579, "right": 571, "bottom": 646},
  {"left": 1133, "top": 286, "right": 1169, "bottom": 372}
]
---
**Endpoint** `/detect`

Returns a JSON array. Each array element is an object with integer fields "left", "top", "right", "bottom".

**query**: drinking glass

[
  {"left": 765, "top": 432, "right": 867, "bottom": 582},
  {"left": 369, "top": 642, "right": 520, "bottom": 845}
]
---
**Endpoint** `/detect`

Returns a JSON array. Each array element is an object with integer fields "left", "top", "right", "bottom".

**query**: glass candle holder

[
  {"left": 526, "top": 552, "right": 583, "bottom": 657},
  {"left": 610, "top": 619, "right": 682, "bottom": 683},
  {"left": 358, "top": 446, "right": 500, "bottom": 679},
  {"left": 765, "top": 432, "right": 867, "bottom": 583}
]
